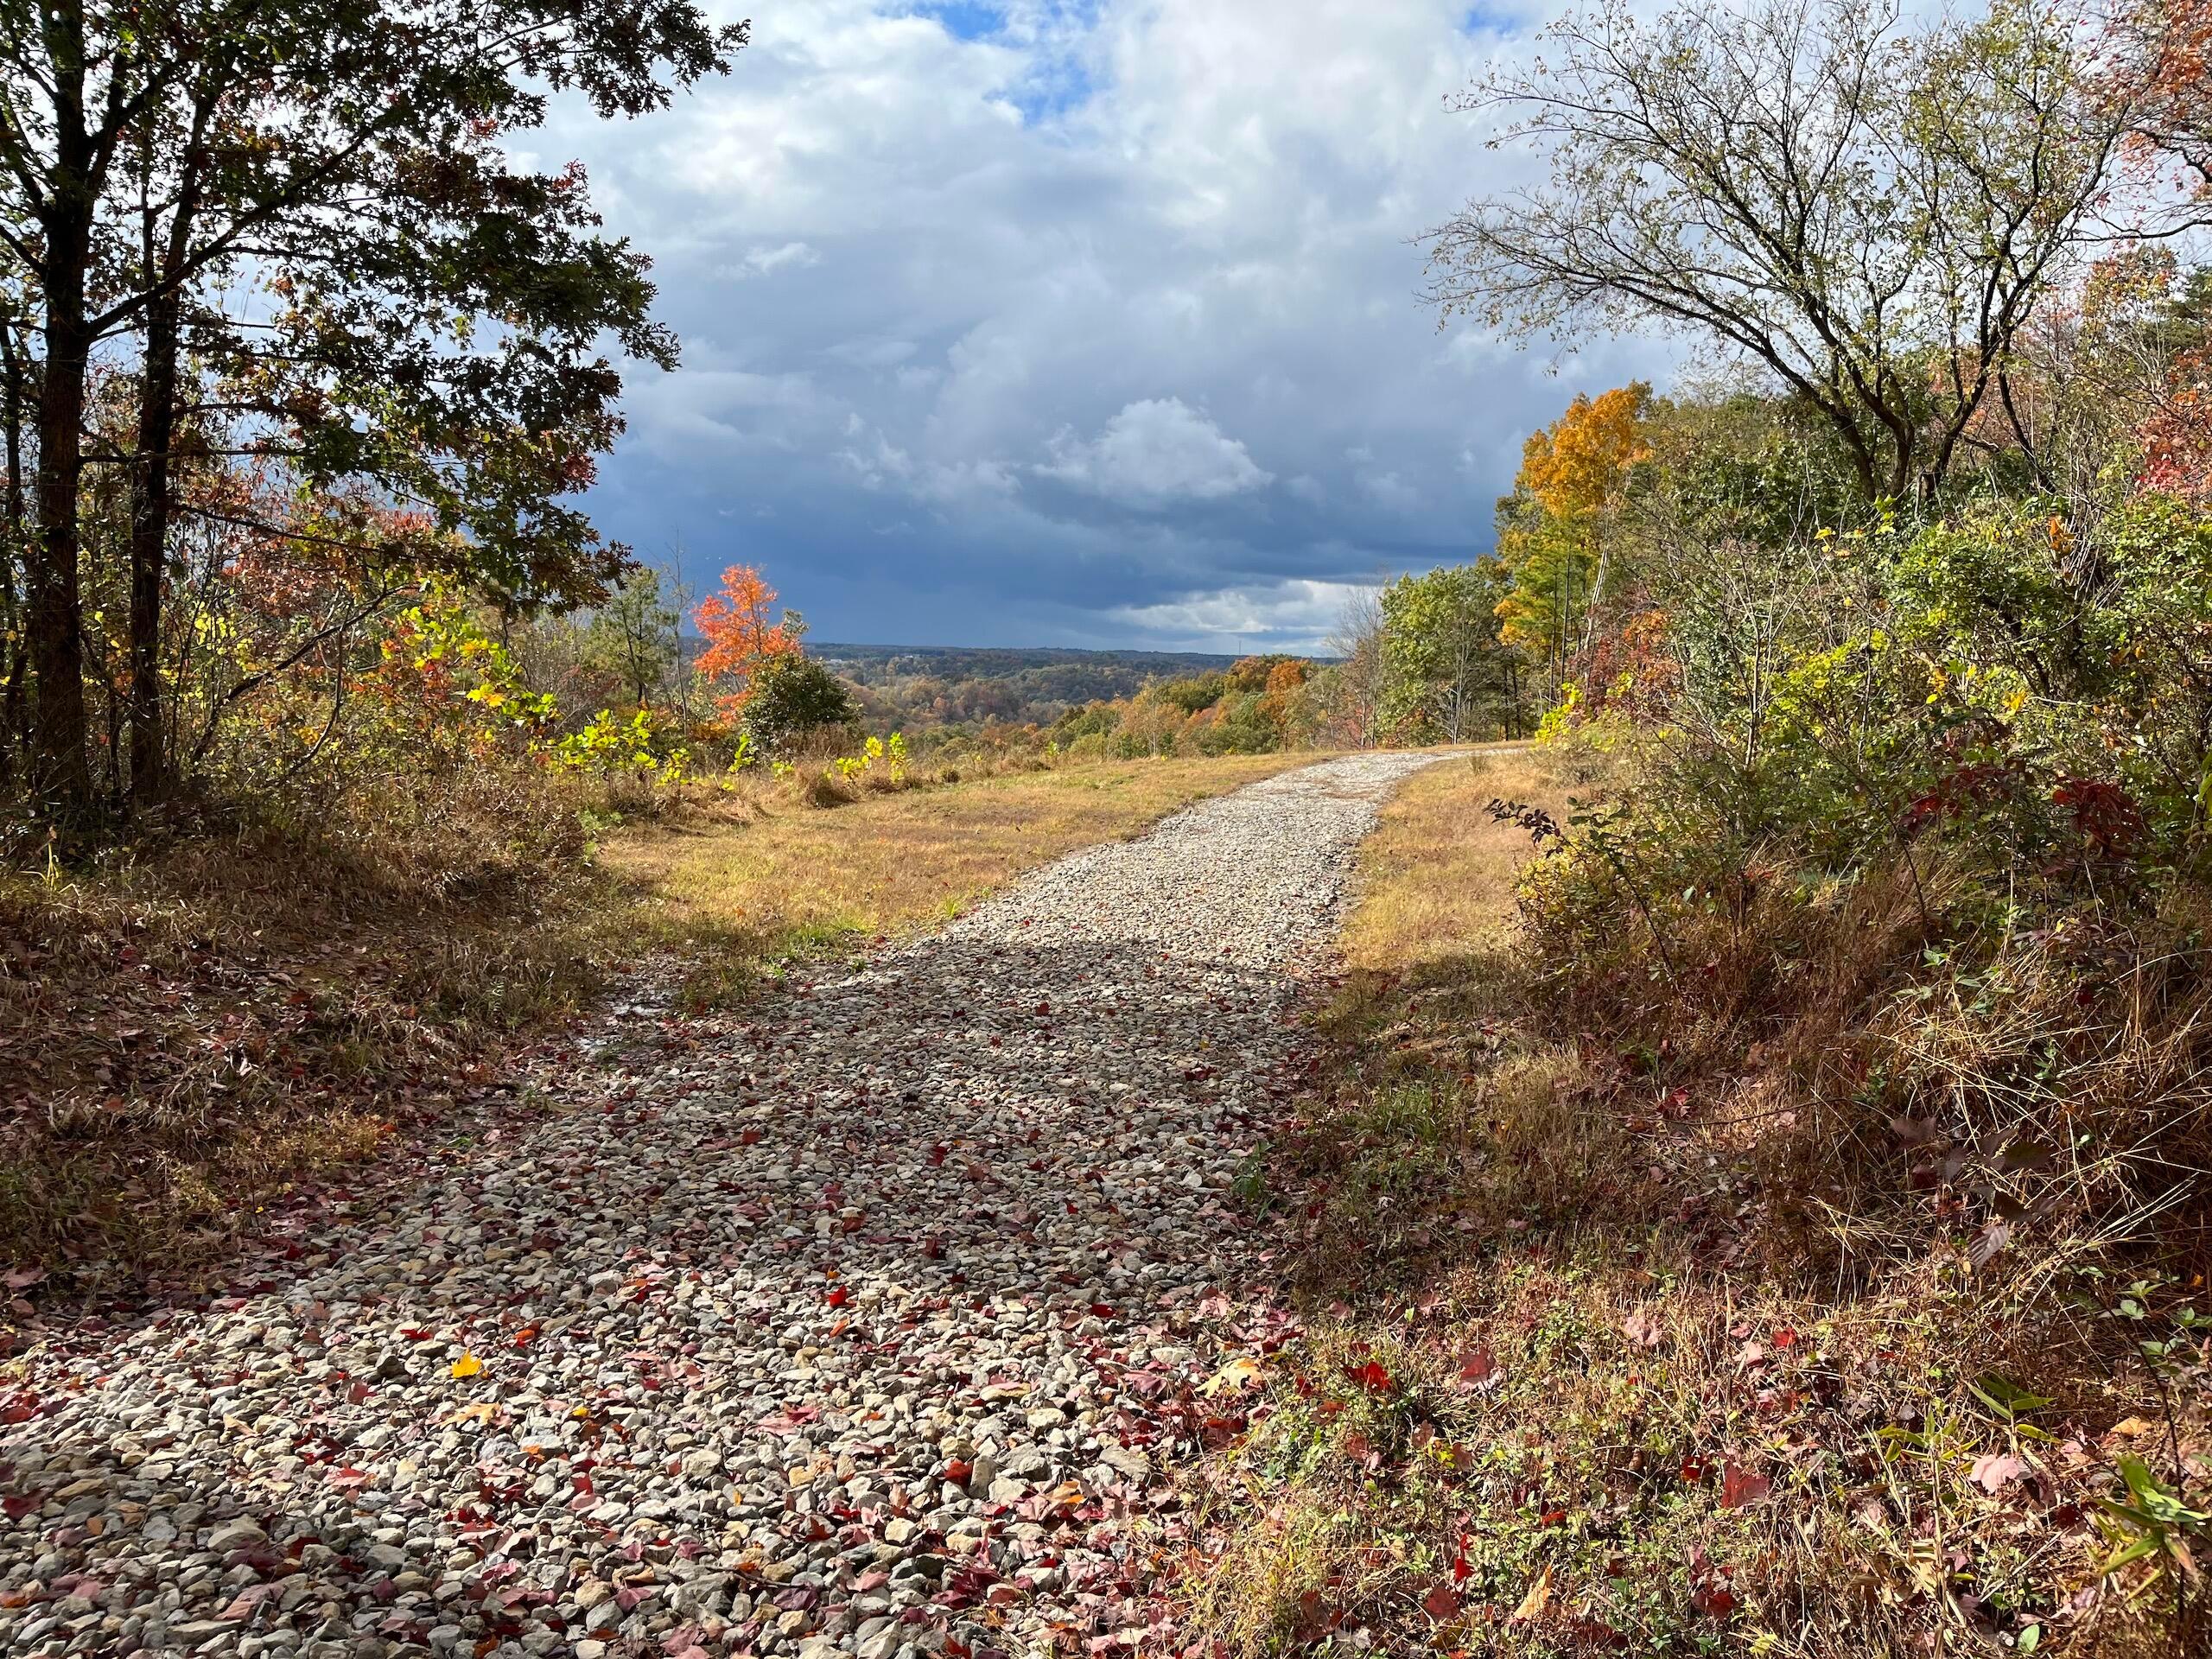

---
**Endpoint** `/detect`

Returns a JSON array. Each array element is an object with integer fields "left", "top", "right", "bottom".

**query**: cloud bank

[{"left": 547, "top": 0, "right": 1670, "bottom": 650}]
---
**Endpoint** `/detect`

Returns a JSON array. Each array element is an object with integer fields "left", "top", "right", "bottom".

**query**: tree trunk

[
  {"left": 127, "top": 285, "right": 181, "bottom": 804},
  {"left": 0, "top": 317, "right": 27, "bottom": 779},
  {"left": 28, "top": 255, "right": 94, "bottom": 819},
  {"left": 26, "top": 3, "right": 98, "bottom": 824}
]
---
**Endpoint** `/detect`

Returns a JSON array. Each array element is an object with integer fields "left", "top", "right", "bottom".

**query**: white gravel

[{"left": 1, "top": 753, "right": 1440, "bottom": 1659}]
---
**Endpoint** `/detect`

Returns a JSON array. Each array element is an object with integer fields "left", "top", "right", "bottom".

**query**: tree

[
  {"left": 1379, "top": 563, "right": 1525, "bottom": 741},
  {"left": 0, "top": 0, "right": 743, "bottom": 823},
  {"left": 739, "top": 654, "right": 859, "bottom": 752},
  {"left": 586, "top": 568, "right": 682, "bottom": 709},
  {"left": 1324, "top": 582, "right": 1389, "bottom": 746},
  {"left": 1496, "top": 383, "right": 1652, "bottom": 693},
  {"left": 1426, "top": 0, "right": 2211, "bottom": 505},
  {"left": 694, "top": 564, "right": 801, "bottom": 715}
]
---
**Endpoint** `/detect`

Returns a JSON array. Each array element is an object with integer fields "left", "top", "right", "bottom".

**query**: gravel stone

[{"left": 0, "top": 754, "right": 1439, "bottom": 1657}]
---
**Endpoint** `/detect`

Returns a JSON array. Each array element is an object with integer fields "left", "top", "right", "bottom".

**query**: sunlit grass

[{"left": 601, "top": 753, "right": 1312, "bottom": 950}]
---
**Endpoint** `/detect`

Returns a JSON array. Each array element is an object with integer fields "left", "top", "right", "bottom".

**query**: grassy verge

[
  {"left": 1184, "top": 746, "right": 2202, "bottom": 1659},
  {"left": 0, "top": 751, "right": 1310, "bottom": 1300},
  {"left": 601, "top": 752, "right": 1309, "bottom": 1007}
]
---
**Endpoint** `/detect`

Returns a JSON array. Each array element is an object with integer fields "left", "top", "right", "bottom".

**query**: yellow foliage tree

[{"left": 1495, "top": 383, "right": 1652, "bottom": 689}]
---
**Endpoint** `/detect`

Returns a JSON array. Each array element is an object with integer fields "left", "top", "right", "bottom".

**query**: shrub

[{"left": 740, "top": 653, "right": 862, "bottom": 751}]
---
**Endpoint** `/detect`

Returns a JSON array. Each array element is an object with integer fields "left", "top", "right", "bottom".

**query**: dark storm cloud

[{"left": 537, "top": 0, "right": 1673, "bottom": 648}]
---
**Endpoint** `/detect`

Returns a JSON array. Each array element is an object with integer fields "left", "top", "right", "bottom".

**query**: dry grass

[
  {"left": 1181, "top": 746, "right": 2204, "bottom": 1659},
  {"left": 0, "top": 769, "right": 606, "bottom": 1295},
  {"left": 0, "top": 751, "right": 1309, "bottom": 1299},
  {"left": 1340, "top": 742, "right": 1568, "bottom": 973},
  {"left": 601, "top": 752, "right": 1309, "bottom": 1003}
]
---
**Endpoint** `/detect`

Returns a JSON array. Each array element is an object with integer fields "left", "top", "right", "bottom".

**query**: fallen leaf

[
  {"left": 1344, "top": 1359, "right": 1393, "bottom": 1392},
  {"left": 450, "top": 1353, "right": 483, "bottom": 1378},
  {"left": 1719, "top": 1462, "right": 1770, "bottom": 1508},
  {"left": 1198, "top": 1355, "right": 1264, "bottom": 1395},
  {"left": 1971, "top": 1452, "right": 2028, "bottom": 1494},
  {"left": 1456, "top": 1345, "right": 1500, "bottom": 1389},
  {"left": 1421, "top": 1582, "right": 1461, "bottom": 1620},
  {"left": 1510, "top": 1564, "right": 1553, "bottom": 1624}
]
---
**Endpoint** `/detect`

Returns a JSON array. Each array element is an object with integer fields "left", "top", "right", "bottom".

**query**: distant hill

[
  {"left": 812, "top": 643, "right": 1245, "bottom": 678},
  {"left": 810, "top": 642, "right": 1260, "bottom": 733}
]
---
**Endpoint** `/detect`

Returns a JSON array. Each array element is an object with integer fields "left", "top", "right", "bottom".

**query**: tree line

[{"left": 0, "top": 0, "right": 742, "bottom": 840}]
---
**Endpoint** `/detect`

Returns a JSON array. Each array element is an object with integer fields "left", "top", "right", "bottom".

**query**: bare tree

[
  {"left": 1325, "top": 580, "right": 1389, "bottom": 747},
  {"left": 1425, "top": 0, "right": 2210, "bottom": 504}
]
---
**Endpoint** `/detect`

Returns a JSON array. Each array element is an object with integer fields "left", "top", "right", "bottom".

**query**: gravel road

[{"left": 2, "top": 753, "right": 1441, "bottom": 1659}]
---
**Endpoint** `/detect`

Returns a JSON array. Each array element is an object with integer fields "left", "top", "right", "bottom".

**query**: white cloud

[
  {"left": 714, "top": 239, "right": 823, "bottom": 280},
  {"left": 1111, "top": 578, "right": 1373, "bottom": 651},
  {"left": 548, "top": 0, "right": 1677, "bottom": 645},
  {"left": 1036, "top": 397, "right": 1271, "bottom": 505}
]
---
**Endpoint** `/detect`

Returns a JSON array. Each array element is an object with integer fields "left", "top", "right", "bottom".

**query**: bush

[{"left": 741, "top": 653, "right": 861, "bottom": 752}]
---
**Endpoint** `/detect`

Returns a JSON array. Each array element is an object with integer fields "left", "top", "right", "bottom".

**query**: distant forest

[{"left": 810, "top": 644, "right": 1262, "bottom": 732}]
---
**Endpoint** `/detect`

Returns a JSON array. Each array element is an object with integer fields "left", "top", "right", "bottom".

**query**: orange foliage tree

[{"left": 693, "top": 564, "right": 801, "bottom": 715}]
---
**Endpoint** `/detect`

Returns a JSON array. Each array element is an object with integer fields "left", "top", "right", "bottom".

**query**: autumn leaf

[
  {"left": 1198, "top": 1355, "right": 1264, "bottom": 1395},
  {"left": 1719, "top": 1461, "right": 1771, "bottom": 1508},
  {"left": 1509, "top": 1563, "right": 1553, "bottom": 1623},
  {"left": 1455, "top": 1344, "right": 1499, "bottom": 1389},
  {"left": 1421, "top": 1582, "right": 1461, "bottom": 1620},
  {"left": 450, "top": 1352, "right": 483, "bottom": 1378},
  {"left": 1970, "top": 1452, "right": 2029, "bottom": 1494}
]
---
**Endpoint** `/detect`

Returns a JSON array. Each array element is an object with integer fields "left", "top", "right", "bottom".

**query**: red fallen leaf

[
  {"left": 1678, "top": 1458, "right": 1707, "bottom": 1483},
  {"left": 1422, "top": 1582, "right": 1461, "bottom": 1620},
  {"left": 2, "top": 1266, "right": 44, "bottom": 1290},
  {"left": 739, "top": 1127, "right": 762, "bottom": 1146},
  {"left": 853, "top": 1571, "right": 889, "bottom": 1592},
  {"left": 944, "top": 1459, "right": 974, "bottom": 1484},
  {"left": 1455, "top": 1345, "right": 1499, "bottom": 1389},
  {"left": 399, "top": 1327, "right": 434, "bottom": 1342},
  {"left": 3, "top": 1495, "right": 37, "bottom": 1518},
  {"left": 218, "top": 1586, "right": 276, "bottom": 1622},
  {"left": 1719, "top": 1462, "right": 1770, "bottom": 1507},
  {"left": 927, "top": 1144, "right": 949, "bottom": 1166},
  {"left": 1451, "top": 1554, "right": 1471, "bottom": 1585},
  {"left": 1089, "top": 1303, "right": 1116, "bottom": 1318},
  {"left": 1344, "top": 1360, "right": 1393, "bottom": 1392},
  {"left": 513, "top": 1326, "right": 539, "bottom": 1348},
  {"left": 1770, "top": 1326, "right": 1798, "bottom": 1349},
  {"left": 1691, "top": 1582, "right": 1738, "bottom": 1617},
  {"left": 825, "top": 1287, "right": 849, "bottom": 1309}
]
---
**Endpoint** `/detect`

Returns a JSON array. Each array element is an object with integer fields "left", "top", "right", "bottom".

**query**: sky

[{"left": 536, "top": 0, "right": 1672, "bottom": 652}]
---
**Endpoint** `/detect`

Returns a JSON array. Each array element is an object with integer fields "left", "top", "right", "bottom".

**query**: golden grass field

[{"left": 603, "top": 752, "right": 1312, "bottom": 952}]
